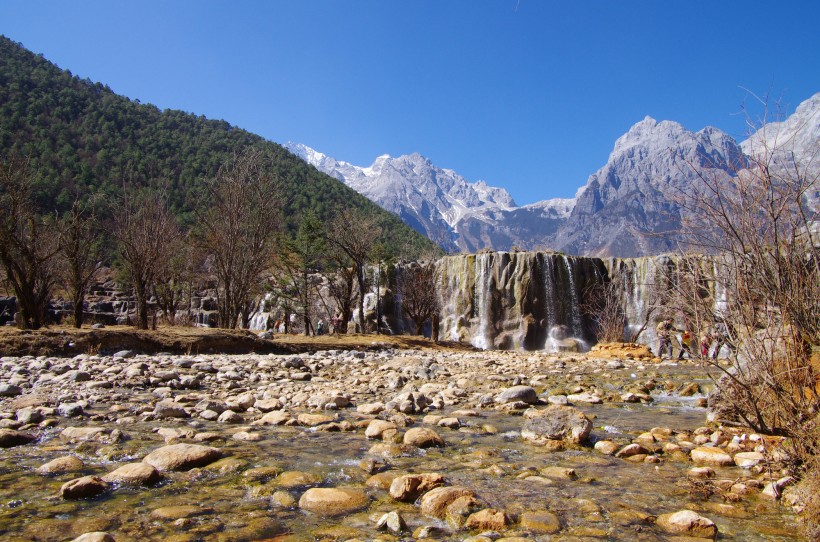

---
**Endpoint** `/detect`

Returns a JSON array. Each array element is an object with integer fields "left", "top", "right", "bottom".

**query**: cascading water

[
  {"left": 540, "top": 254, "right": 557, "bottom": 332},
  {"left": 561, "top": 255, "right": 584, "bottom": 338},
  {"left": 472, "top": 253, "right": 493, "bottom": 349}
]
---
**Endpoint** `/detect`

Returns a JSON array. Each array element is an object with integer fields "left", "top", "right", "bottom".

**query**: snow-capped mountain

[
  {"left": 286, "top": 92, "right": 817, "bottom": 257},
  {"left": 552, "top": 117, "right": 746, "bottom": 256},
  {"left": 285, "top": 142, "right": 572, "bottom": 252},
  {"left": 741, "top": 92, "right": 820, "bottom": 211}
]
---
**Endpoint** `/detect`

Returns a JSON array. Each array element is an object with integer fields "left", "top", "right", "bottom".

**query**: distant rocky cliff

[{"left": 288, "top": 93, "right": 819, "bottom": 257}]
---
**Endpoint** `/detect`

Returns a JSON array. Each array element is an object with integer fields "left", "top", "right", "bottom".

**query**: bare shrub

[
  {"left": 397, "top": 261, "right": 439, "bottom": 336},
  {"left": 674, "top": 96, "right": 819, "bottom": 454}
]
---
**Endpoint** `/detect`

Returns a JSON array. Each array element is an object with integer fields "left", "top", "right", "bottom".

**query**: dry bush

[{"left": 673, "top": 95, "right": 819, "bottom": 461}]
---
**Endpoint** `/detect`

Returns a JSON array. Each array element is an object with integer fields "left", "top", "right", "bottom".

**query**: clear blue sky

[{"left": 1, "top": 1, "right": 818, "bottom": 204}]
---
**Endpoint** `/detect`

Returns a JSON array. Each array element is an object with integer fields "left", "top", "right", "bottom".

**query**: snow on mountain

[
  {"left": 285, "top": 92, "right": 817, "bottom": 256},
  {"left": 285, "top": 142, "right": 534, "bottom": 252},
  {"left": 553, "top": 116, "right": 746, "bottom": 257},
  {"left": 741, "top": 93, "right": 820, "bottom": 211}
]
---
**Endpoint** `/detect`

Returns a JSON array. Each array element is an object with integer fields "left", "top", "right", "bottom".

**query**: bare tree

[
  {"left": 113, "top": 186, "right": 181, "bottom": 330},
  {"left": 327, "top": 207, "right": 380, "bottom": 333},
  {"left": 56, "top": 198, "right": 104, "bottom": 328},
  {"left": 195, "top": 148, "right": 282, "bottom": 329},
  {"left": 397, "top": 261, "right": 439, "bottom": 336},
  {"left": 0, "top": 156, "right": 60, "bottom": 329},
  {"left": 674, "top": 96, "right": 819, "bottom": 448},
  {"left": 583, "top": 271, "right": 627, "bottom": 343},
  {"left": 320, "top": 246, "right": 357, "bottom": 333},
  {"left": 275, "top": 211, "right": 326, "bottom": 335},
  {"left": 153, "top": 232, "right": 195, "bottom": 326}
]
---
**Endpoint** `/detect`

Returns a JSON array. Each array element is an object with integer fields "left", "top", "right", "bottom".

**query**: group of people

[
  {"left": 655, "top": 318, "right": 735, "bottom": 360},
  {"left": 266, "top": 313, "right": 340, "bottom": 336}
]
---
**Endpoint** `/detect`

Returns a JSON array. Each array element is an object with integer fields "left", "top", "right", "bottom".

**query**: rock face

[
  {"left": 290, "top": 94, "right": 817, "bottom": 257},
  {"left": 142, "top": 444, "right": 222, "bottom": 472},
  {"left": 521, "top": 405, "right": 592, "bottom": 445}
]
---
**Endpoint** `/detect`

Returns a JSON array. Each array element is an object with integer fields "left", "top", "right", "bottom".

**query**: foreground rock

[
  {"left": 60, "top": 475, "right": 109, "bottom": 499},
  {"left": 521, "top": 405, "right": 592, "bottom": 445},
  {"left": 142, "top": 443, "right": 222, "bottom": 472},
  {"left": 656, "top": 510, "right": 718, "bottom": 539},
  {"left": 103, "top": 463, "right": 162, "bottom": 486},
  {"left": 298, "top": 487, "right": 369, "bottom": 516},
  {"left": 0, "top": 428, "right": 36, "bottom": 448}
]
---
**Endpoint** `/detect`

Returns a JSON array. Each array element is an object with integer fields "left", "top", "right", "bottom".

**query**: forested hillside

[{"left": 0, "top": 36, "right": 436, "bottom": 255}]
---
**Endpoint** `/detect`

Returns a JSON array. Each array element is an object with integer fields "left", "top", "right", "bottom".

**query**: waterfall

[
  {"left": 540, "top": 254, "right": 557, "bottom": 332},
  {"left": 472, "top": 253, "right": 493, "bottom": 349},
  {"left": 561, "top": 255, "right": 584, "bottom": 338}
]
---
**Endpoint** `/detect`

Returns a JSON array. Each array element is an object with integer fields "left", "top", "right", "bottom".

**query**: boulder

[
  {"left": 60, "top": 475, "right": 109, "bottom": 499},
  {"left": 142, "top": 444, "right": 222, "bottom": 472},
  {"left": 464, "top": 508, "right": 510, "bottom": 531},
  {"left": 298, "top": 487, "right": 369, "bottom": 516},
  {"left": 420, "top": 486, "right": 477, "bottom": 519},
  {"left": 497, "top": 385, "right": 538, "bottom": 404},
  {"left": 389, "top": 473, "right": 446, "bottom": 501},
  {"left": 70, "top": 533, "right": 115, "bottom": 542},
  {"left": 690, "top": 446, "right": 734, "bottom": 467},
  {"left": 0, "top": 428, "right": 36, "bottom": 448},
  {"left": 103, "top": 462, "right": 162, "bottom": 486},
  {"left": 365, "top": 419, "right": 398, "bottom": 440},
  {"left": 656, "top": 510, "right": 717, "bottom": 539},
  {"left": 521, "top": 405, "right": 592, "bottom": 445},
  {"left": 37, "top": 455, "right": 85, "bottom": 475},
  {"left": 520, "top": 510, "right": 561, "bottom": 534},
  {"left": 403, "top": 427, "right": 444, "bottom": 448}
]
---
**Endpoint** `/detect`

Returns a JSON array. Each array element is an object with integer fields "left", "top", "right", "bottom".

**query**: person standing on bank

[{"left": 656, "top": 317, "right": 677, "bottom": 358}]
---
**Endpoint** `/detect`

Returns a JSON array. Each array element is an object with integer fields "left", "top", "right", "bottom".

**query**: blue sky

[{"left": 1, "top": 1, "right": 818, "bottom": 204}]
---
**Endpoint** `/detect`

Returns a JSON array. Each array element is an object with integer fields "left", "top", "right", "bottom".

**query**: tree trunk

[
  {"left": 355, "top": 265, "right": 366, "bottom": 333},
  {"left": 72, "top": 290, "right": 84, "bottom": 329}
]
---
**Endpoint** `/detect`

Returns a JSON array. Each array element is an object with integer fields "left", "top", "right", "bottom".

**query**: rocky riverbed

[{"left": 0, "top": 343, "right": 805, "bottom": 541}]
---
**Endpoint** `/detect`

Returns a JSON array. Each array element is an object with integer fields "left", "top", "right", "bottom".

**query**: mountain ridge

[{"left": 290, "top": 92, "right": 818, "bottom": 257}]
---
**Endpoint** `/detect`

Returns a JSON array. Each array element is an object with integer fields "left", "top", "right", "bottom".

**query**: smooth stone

[
  {"left": 365, "top": 419, "right": 398, "bottom": 440},
  {"left": 403, "top": 427, "right": 445, "bottom": 448},
  {"left": 420, "top": 486, "right": 477, "bottom": 519},
  {"left": 594, "top": 440, "right": 619, "bottom": 455},
  {"left": 142, "top": 444, "right": 222, "bottom": 472},
  {"left": 150, "top": 505, "right": 214, "bottom": 520},
  {"left": 497, "top": 385, "right": 538, "bottom": 404},
  {"left": 37, "top": 455, "right": 85, "bottom": 474},
  {"left": 274, "top": 470, "right": 321, "bottom": 488},
  {"left": 389, "top": 472, "right": 446, "bottom": 501},
  {"left": 298, "top": 487, "right": 369, "bottom": 516},
  {"left": 60, "top": 475, "right": 109, "bottom": 499},
  {"left": 519, "top": 510, "right": 561, "bottom": 534},
  {"left": 102, "top": 462, "right": 162, "bottom": 486},
  {"left": 70, "top": 533, "right": 115, "bottom": 542},
  {"left": 690, "top": 446, "right": 734, "bottom": 467},
  {"left": 376, "top": 510, "right": 407, "bottom": 533},
  {"left": 656, "top": 510, "right": 717, "bottom": 539},
  {"left": 0, "top": 428, "right": 36, "bottom": 448},
  {"left": 253, "top": 411, "right": 292, "bottom": 425},
  {"left": 733, "top": 451, "right": 764, "bottom": 468}
]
